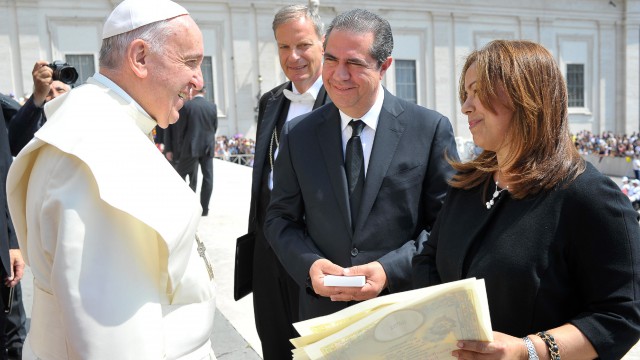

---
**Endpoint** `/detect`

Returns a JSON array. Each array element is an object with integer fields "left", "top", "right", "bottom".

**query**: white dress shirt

[
  {"left": 340, "top": 84, "right": 385, "bottom": 177},
  {"left": 269, "top": 76, "right": 323, "bottom": 189}
]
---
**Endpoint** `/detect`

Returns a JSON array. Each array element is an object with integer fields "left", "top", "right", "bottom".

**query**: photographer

[{"left": 8, "top": 60, "right": 72, "bottom": 156}]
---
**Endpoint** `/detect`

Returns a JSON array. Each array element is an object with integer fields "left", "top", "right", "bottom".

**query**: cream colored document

[{"left": 291, "top": 278, "right": 493, "bottom": 360}]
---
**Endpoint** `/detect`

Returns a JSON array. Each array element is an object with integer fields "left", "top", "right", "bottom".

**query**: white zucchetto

[{"left": 102, "top": 0, "right": 189, "bottom": 39}]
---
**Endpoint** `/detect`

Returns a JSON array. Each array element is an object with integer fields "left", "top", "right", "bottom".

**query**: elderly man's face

[{"left": 147, "top": 15, "right": 204, "bottom": 128}]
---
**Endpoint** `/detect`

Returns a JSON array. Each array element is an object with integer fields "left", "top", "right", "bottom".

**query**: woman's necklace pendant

[{"left": 486, "top": 181, "right": 508, "bottom": 210}]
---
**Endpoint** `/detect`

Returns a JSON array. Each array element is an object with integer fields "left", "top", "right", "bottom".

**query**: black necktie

[{"left": 346, "top": 120, "right": 365, "bottom": 230}]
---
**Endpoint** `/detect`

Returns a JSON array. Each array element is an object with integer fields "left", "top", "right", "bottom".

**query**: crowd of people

[
  {"left": 214, "top": 135, "right": 255, "bottom": 166},
  {"left": 202, "top": 128, "right": 640, "bottom": 170},
  {"left": 214, "top": 135, "right": 255, "bottom": 158},
  {"left": 573, "top": 130, "right": 640, "bottom": 158}
]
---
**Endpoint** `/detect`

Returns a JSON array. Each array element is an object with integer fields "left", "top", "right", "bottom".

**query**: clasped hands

[{"left": 309, "top": 258, "right": 387, "bottom": 302}]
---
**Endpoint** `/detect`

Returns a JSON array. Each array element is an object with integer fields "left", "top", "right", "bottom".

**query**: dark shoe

[
  {"left": 7, "top": 347, "right": 21, "bottom": 360},
  {"left": 202, "top": 210, "right": 208, "bottom": 217}
]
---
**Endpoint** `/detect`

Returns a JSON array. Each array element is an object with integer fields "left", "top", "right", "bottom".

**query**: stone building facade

[{"left": 1, "top": 0, "right": 638, "bottom": 139}]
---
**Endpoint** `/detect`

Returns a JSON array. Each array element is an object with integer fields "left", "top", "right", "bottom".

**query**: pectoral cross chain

[{"left": 196, "top": 234, "right": 214, "bottom": 280}]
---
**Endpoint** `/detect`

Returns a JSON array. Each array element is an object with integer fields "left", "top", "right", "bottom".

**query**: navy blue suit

[
  {"left": 164, "top": 95, "right": 218, "bottom": 214},
  {"left": 241, "top": 81, "right": 330, "bottom": 360},
  {"left": 265, "top": 88, "right": 458, "bottom": 320},
  {"left": 8, "top": 96, "right": 45, "bottom": 157},
  {"left": 0, "top": 99, "right": 20, "bottom": 360}
]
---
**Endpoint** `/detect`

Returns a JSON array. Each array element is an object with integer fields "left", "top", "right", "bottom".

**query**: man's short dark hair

[{"left": 324, "top": 8, "right": 393, "bottom": 67}]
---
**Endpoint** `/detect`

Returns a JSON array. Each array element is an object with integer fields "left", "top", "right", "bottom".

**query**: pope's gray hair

[{"left": 99, "top": 19, "right": 176, "bottom": 70}]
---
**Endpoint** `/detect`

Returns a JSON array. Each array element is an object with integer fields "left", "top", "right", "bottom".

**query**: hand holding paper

[
  {"left": 329, "top": 262, "right": 387, "bottom": 302},
  {"left": 309, "top": 259, "right": 347, "bottom": 297},
  {"left": 323, "top": 275, "right": 365, "bottom": 287},
  {"left": 291, "top": 278, "right": 493, "bottom": 360},
  {"left": 310, "top": 260, "right": 388, "bottom": 302}
]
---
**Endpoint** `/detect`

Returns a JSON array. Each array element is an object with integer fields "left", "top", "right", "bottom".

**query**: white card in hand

[{"left": 323, "top": 275, "right": 366, "bottom": 287}]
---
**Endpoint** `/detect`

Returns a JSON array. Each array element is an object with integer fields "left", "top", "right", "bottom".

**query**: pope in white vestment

[{"left": 6, "top": 76, "right": 217, "bottom": 359}]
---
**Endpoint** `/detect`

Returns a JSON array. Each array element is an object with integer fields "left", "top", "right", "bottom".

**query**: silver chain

[
  {"left": 195, "top": 233, "right": 214, "bottom": 280},
  {"left": 269, "top": 126, "right": 279, "bottom": 172}
]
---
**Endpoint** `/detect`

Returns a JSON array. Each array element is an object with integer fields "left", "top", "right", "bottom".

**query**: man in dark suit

[
  {"left": 265, "top": 8, "right": 458, "bottom": 321},
  {"left": 0, "top": 97, "right": 25, "bottom": 360},
  {"left": 164, "top": 86, "right": 218, "bottom": 216},
  {"left": 1, "top": 93, "right": 28, "bottom": 360},
  {"left": 238, "top": 4, "right": 330, "bottom": 359}
]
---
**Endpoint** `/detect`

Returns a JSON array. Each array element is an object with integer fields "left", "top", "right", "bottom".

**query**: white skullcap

[{"left": 102, "top": 0, "right": 189, "bottom": 39}]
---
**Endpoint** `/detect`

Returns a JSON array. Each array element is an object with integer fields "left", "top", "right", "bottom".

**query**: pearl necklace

[{"left": 486, "top": 181, "right": 508, "bottom": 209}]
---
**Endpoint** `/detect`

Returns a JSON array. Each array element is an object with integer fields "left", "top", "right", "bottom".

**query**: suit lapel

[
  {"left": 251, "top": 82, "right": 327, "bottom": 219},
  {"left": 251, "top": 83, "right": 290, "bottom": 198},
  {"left": 356, "top": 91, "right": 406, "bottom": 232},
  {"left": 443, "top": 184, "right": 503, "bottom": 280},
  {"left": 316, "top": 105, "right": 352, "bottom": 236},
  {"left": 313, "top": 85, "right": 331, "bottom": 109}
]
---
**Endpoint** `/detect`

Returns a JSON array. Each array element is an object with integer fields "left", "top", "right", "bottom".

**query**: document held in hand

[
  {"left": 323, "top": 275, "right": 366, "bottom": 287},
  {"left": 290, "top": 278, "right": 493, "bottom": 360}
]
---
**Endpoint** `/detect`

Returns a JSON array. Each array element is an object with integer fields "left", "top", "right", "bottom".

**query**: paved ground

[{"left": 16, "top": 160, "right": 640, "bottom": 359}]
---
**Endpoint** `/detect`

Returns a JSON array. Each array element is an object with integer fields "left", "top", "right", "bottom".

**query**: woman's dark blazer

[{"left": 413, "top": 162, "right": 640, "bottom": 360}]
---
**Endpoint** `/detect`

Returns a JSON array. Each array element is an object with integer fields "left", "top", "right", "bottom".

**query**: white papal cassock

[{"left": 7, "top": 77, "right": 216, "bottom": 359}]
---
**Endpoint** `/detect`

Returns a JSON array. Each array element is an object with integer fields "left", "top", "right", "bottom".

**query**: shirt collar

[
  {"left": 291, "top": 76, "right": 323, "bottom": 100},
  {"left": 92, "top": 72, "right": 156, "bottom": 136},
  {"left": 340, "top": 84, "right": 384, "bottom": 132},
  {"left": 93, "top": 72, "right": 151, "bottom": 118}
]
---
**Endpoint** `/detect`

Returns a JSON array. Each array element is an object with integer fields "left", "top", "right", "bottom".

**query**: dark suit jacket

[
  {"left": 165, "top": 96, "right": 218, "bottom": 159},
  {"left": 265, "top": 88, "right": 457, "bottom": 319},
  {"left": 0, "top": 107, "right": 19, "bottom": 278},
  {"left": 8, "top": 96, "right": 45, "bottom": 156},
  {"left": 413, "top": 163, "right": 640, "bottom": 360},
  {"left": 247, "top": 81, "right": 330, "bottom": 234},
  {"left": 0, "top": 94, "right": 20, "bottom": 124}
]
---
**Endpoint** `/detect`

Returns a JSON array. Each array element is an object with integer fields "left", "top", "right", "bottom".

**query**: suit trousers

[
  {"left": 5, "top": 283, "right": 25, "bottom": 352},
  {"left": 252, "top": 223, "right": 299, "bottom": 360},
  {"left": 0, "top": 287, "right": 8, "bottom": 360},
  {"left": 176, "top": 156, "right": 214, "bottom": 214}
]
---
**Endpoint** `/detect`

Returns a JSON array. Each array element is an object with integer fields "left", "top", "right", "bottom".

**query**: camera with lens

[{"left": 47, "top": 60, "right": 78, "bottom": 85}]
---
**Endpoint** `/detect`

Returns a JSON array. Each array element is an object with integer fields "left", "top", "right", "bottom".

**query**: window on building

[
  {"left": 201, "top": 56, "right": 215, "bottom": 103},
  {"left": 567, "top": 63, "right": 584, "bottom": 108},
  {"left": 395, "top": 59, "right": 417, "bottom": 104},
  {"left": 65, "top": 54, "right": 95, "bottom": 87}
]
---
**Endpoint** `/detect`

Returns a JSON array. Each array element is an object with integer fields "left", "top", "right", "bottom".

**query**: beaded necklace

[{"left": 486, "top": 181, "right": 509, "bottom": 209}]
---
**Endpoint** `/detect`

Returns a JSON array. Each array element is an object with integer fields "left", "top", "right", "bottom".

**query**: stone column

[{"left": 625, "top": 16, "right": 640, "bottom": 134}]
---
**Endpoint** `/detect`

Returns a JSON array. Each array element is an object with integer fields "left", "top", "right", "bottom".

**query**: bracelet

[
  {"left": 536, "top": 331, "right": 561, "bottom": 360},
  {"left": 522, "top": 336, "right": 539, "bottom": 360}
]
